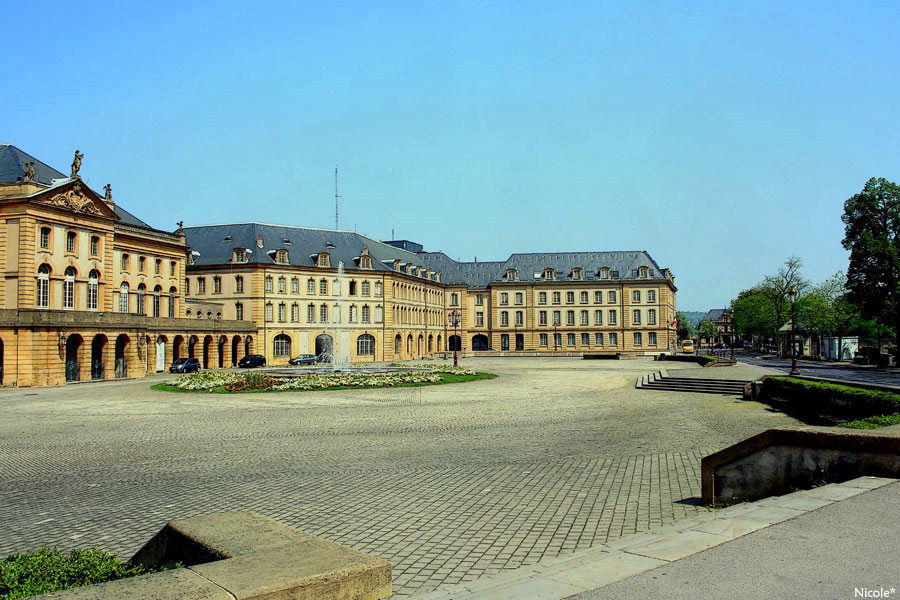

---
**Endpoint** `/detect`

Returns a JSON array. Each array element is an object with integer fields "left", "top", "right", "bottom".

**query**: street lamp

[
  {"left": 448, "top": 309, "right": 461, "bottom": 367},
  {"left": 727, "top": 308, "right": 734, "bottom": 360},
  {"left": 789, "top": 287, "right": 800, "bottom": 375}
]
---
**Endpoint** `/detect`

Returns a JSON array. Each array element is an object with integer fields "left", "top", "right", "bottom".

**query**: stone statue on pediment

[
  {"left": 24, "top": 161, "right": 36, "bottom": 182},
  {"left": 71, "top": 150, "right": 84, "bottom": 178},
  {"left": 103, "top": 184, "right": 113, "bottom": 203}
]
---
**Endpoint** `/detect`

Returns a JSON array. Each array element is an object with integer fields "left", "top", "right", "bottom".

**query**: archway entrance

[
  {"left": 449, "top": 335, "right": 461, "bottom": 351},
  {"left": 114, "top": 334, "right": 129, "bottom": 378},
  {"left": 232, "top": 335, "right": 242, "bottom": 366},
  {"left": 315, "top": 334, "right": 333, "bottom": 362},
  {"left": 188, "top": 335, "right": 198, "bottom": 358},
  {"left": 0, "top": 337, "right": 4, "bottom": 385},
  {"left": 173, "top": 335, "right": 184, "bottom": 360},
  {"left": 203, "top": 335, "right": 213, "bottom": 369},
  {"left": 245, "top": 336, "right": 253, "bottom": 356},
  {"left": 472, "top": 334, "right": 489, "bottom": 351},
  {"left": 155, "top": 336, "right": 167, "bottom": 373},
  {"left": 65, "top": 334, "right": 83, "bottom": 382},
  {"left": 218, "top": 336, "right": 227, "bottom": 368},
  {"left": 91, "top": 334, "right": 107, "bottom": 380}
]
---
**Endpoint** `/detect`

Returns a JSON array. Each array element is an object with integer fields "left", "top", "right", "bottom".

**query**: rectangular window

[
  {"left": 278, "top": 278, "right": 286, "bottom": 293},
  {"left": 648, "top": 309, "right": 656, "bottom": 325},
  {"left": 609, "top": 332, "right": 618, "bottom": 347},
  {"left": 501, "top": 334, "right": 509, "bottom": 351},
  {"left": 566, "top": 291, "right": 574, "bottom": 304},
  {"left": 362, "top": 281, "right": 370, "bottom": 296},
  {"left": 152, "top": 294, "right": 160, "bottom": 317},
  {"left": 500, "top": 293, "right": 508, "bottom": 305},
  {"left": 609, "top": 310, "right": 617, "bottom": 325},
  {"left": 595, "top": 310, "right": 602, "bottom": 325},
  {"left": 121, "top": 254, "right": 129, "bottom": 271},
  {"left": 90, "top": 236, "right": 100, "bottom": 256},
  {"left": 501, "top": 311, "right": 509, "bottom": 326},
  {"left": 567, "top": 333, "right": 575, "bottom": 346},
  {"left": 185, "top": 278, "right": 190, "bottom": 295},
  {"left": 170, "top": 261, "right": 176, "bottom": 276},
  {"left": 553, "top": 333, "right": 562, "bottom": 348},
  {"left": 539, "top": 310, "right": 547, "bottom": 325},
  {"left": 235, "top": 276, "right": 244, "bottom": 293},
  {"left": 595, "top": 332, "right": 604, "bottom": 345},
  {"left": 648, "top": 332, "right": 658, "bottom": 345},
  {"left": 265, "top": 304, "right": 273, "bottom": 322},
  {"left": 320, "top": 280, "right": 328, "bottom": 295},
  {"left": 278, "top": 303, "right": 286, "bottom": 322},
  {"left": 515, "top": 311, "right": 523, "bottom": 326},
  {"left": 139, "top": 256, "right": 146, "bottom": 272},
  {"left": 553, "top": 292, "right": 561, "bottom": 304},
  {"left": 581, "top": 333, "right": 590, "bottom": 346},
  {"left": 197, "top": 278, "right": 206, "bottom": 294},
  {"left": 291, "top": 278, "right": 299, "bottom": 294},
  {"left": 213, "top": 277, "right": 221, "bottom": 294},
  {"left": 580, "top": 291, "right": 588, "bottom": 304},
  {"left": 40, "top": 227, "right": 51, "bottom": 249},
  {"left": 320, "top": 305, "right": 328, "bottom": 322},
  {"left": 567, "top": 310, "right": 575, "bottom": 325},
  {"left": 540, "top": 333, "right": 548, "bottom": 347},
  {"left": 595, "top": 291, "right": 602, "bottom": 303},
  {"left": 476, "top": 294, "right": 484, "bottom": 305},
  {"left": 155, "top": 259, "right": 161, "bottom": 275},
  {"left": 308, "top": 279, "right": 315, "bottom": 294},
  {"left": 66, "top": 231, "right": 76, "bottom": 253},
  {"left": 553, "top": 310, "right": 561, "bottom": 325},
  {"left": 608, "top": 291, "right": 617, "bottom": 303},
  {"left": 633, "top": 309, "right": 641, "bottom": 325},
  {"left": 236, "top": 303, "right": 243, "bottom": 320},
  {"left": 648, "top": 290, "right": 656, "bottom": 303},
  {"left": 450, "top": 293, "right": 458, "bottom": 306},
  {"left": 307, "top": 304, "right": 315, "bottom": 323},
  {"left": 634, "top": 332, "right": 643, "bottom": 346},
  {"left": 539, "top": 292, "right": 547, "bottom": 304},
  {"left": 633, "top": 290, "right": 641, "bottom": 302},
  {"left": 581, "top": 310, "right": 589, "bottom": 325},
  {"left": 476, "top": 312, "right": 484, "bottom": 326},
  {"left": 515, "top": 292, "right": 523, "bottom": 305},
  {"left": 88, "top": 281, "right": 98, "bottom": 310}
]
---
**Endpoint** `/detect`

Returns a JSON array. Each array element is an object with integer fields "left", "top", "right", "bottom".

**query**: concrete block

[
  {"left": 619, "top": 530, "right": 728, "bottom": 561},
  {"left": 35, "top": 568, "right": 233, "bottom": 599}
]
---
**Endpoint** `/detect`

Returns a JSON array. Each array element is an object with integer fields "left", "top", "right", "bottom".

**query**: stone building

[
  {"left": 698, "top": 309, "right": 733, "bottom": 344},
  {"left": 0, "top": 145, "right": 254, "bottom": 386},
  {"left": 184, "top": 223, "right": 678, "bottom": 364}
]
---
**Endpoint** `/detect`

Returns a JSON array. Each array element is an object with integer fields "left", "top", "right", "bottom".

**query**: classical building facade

[
  {"left": 0, "top": 145, "right": 254, "bottom": 386},
  {"left": 183, "top": 224, "right": 678, "bottom": 364}
]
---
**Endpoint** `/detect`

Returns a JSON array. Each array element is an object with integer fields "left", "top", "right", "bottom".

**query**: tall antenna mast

[{"left": 334, "top": 166, "right": 340, "bottom": 230}]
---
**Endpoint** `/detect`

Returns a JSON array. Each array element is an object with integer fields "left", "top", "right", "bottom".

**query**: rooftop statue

[
  {"left": 23, "top": 161, "right": 35, "bottom": 182},
  {"left": 103, "top": 184, "right": 113, "bottom": 203},
  {"left": 71, "top": 150, "right": 84, "bottom": 178}
]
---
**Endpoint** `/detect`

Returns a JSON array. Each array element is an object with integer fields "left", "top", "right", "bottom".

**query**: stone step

[{"left": 636, "top": 372, "right": 751, "bottom": 396}]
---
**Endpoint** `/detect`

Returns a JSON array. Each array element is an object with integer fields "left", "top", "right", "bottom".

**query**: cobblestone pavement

[{"left": 0, "top": 358, "right": 794, "bottom": 597}]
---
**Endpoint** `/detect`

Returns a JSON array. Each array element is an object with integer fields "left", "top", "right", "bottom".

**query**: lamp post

[
  {"left": 448, "top": 309, "right": 461, "bottom": 367},
  {"left": 789, "top": 287, "right": 800, "bottom": 375},
  {"left": 727, "top": 308, "right": 734, "bottom": 360}
]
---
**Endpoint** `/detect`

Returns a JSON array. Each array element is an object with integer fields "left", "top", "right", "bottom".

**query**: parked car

[
  {"left": 681, "top": 340, "right": 695, "bottom": 354},
  {"left": 288, "top": 354, "right": 321, "bottom": 366},
  {"left": 169, "top": 357, "right": 201, "bottom": 373},
  {"left": 714, "top": 342, "right": 726, "bottom": 349},
  {"left": 238, "top": 354, "right": 267, "bottom": 368}
]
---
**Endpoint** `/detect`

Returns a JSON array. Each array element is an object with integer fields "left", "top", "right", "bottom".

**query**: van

[{"left": 681, "top": 340, "right": 695, "bottom": 354}]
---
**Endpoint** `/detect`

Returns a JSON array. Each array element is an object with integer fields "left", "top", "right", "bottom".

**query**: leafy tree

[
  {"left": 761, "top": 256, "right": 808, "bottom": 340},
  {"left": 842, "top": 177, "right": 900, "bottom": 357},
  {"left": 731, "top": 288, "right": 777, "bottom": 347},
  {"left": 675, "top": 311, "right": 694, "bottom": 340},
  {"left": 698, "top": 320, "right": 719, "bottom": 351}
]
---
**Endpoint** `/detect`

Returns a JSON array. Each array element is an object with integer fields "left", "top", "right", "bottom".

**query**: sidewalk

[{"left": 411, "top": 477, "right": 898, "bottom": 600}]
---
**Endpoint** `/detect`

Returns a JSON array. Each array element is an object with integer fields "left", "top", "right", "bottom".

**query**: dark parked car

[
  {"left": 714, "top": 342, "right": 726, "bottom": 349},
  {"left": 169, "top": 357, "right": 201, "bottom": 373},
  {"left": 288, "top": 354, "right": 321, "bottom": 366},
  {"left": 238, "top": 354, "right": 267, "bottom": 368}
]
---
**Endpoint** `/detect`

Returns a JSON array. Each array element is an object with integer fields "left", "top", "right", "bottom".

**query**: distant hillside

[{"left": 679, "top": 311, "right": 706, "bottom": 329}]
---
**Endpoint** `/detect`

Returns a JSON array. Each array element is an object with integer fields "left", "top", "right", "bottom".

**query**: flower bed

[{"left": 156, "top": 366, "right": 489, "bottom": 393}]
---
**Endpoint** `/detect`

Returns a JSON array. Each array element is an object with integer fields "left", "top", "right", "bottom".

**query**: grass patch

[
  {"left": 153, "top": 371, "right": 495, "bottom": 394},
  {"left": 1, "top": 547, "right": 148, "bottom": 599},
  {"left": 837, "top": 413, "right": 900, "bottom": 430}
]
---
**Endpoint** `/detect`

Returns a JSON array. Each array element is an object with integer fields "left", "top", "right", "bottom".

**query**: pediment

[{"left": 32, "top": 180, "right": 118, "bottom": 219}]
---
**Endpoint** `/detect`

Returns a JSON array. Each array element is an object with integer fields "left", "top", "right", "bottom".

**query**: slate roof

[
  {"left": 0, "top": 144, "right": 67, "bottom": 185},
  {"left": 185, "top": 223, "right": 674, "bottom": 290},
  {"left": 184, "top": 223, "right": 427, "bottom": 275},
  {"left": 701, "top": 309, "right": 727, "bottom": 322}
]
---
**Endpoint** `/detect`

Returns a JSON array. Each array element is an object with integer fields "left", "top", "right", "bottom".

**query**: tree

[
  {"left": 761, "top": 256, "right": 808, "bottom": 341},
  {"left": 842, "top": 177, "right": 900, "bottom": 358},
  {"left": 731, "top": 288, "right": 778, "bottom": 348},
  {"left": 675, "top": 311, "right": 694, "bottom": 340},
  {"left": 698, "top": 320, "right": 719, "bottom": 352}
]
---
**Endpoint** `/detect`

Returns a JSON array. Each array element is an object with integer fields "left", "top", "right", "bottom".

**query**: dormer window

[
  {"left": 393, "top": 259, "right": 401, "bottom": 271},
  {"left": 543, "top": 268, "right": 556, "bottom": 280},
  {"left": 599, "top": 268, "right": 610, "bottom": 279},
  {"left": 276, "top": 249, "right": 289, "bottom": 264},
  {"left": 572, "top": 267, "right": 583, "bottom": 280},
  {"left": 358, "top": 245, "right": 373, "bottom": 269},
  {"left": 611, "top": 270, "right": 620, "bottom": 278},
  {"left": 317, "top": 252, "right": 331, "bottom": 267},
  {"left": 639, "top": 267, "right": 648, "bottom": 278},
  {"left": 506, "top": 268, "right": 518, "bottom": 281},
  {"left": 233, "top": 248, "right": 247, "bottom": 263}
]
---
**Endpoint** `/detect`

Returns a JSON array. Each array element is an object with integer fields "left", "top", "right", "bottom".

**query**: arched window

[
  {"left": 291, "top": 277, "right": 299, "bottom": 294},
  {"left": 119, "top": 282, "right": 129, "bottom": 313},
  {"left": 63, "top": 267, "right": 76, "bottom": 309},
  {"left": 307, "top": 278, "right": 315, "bottom": 294},
  {"left": 278, "top": 277, "right": 286, "bottom": 293},
  {"left": 265, "top": 302, "right": 273, "bottom": 322},
  {"left": 375, "top": 305, "right": 383, "bottom": 323},
  {"left": 307, "top": 303, "right": 315, "bottom": 323},
  {"left": 137, "top": 283, "right": 147, "bottom": 315},
  {"left": 349, "top": 305, "right": 358, "bottom": 323},
  {"left": 265, "top": 276, "right": 273, "bottom": 292},
  {"left": 88, "top": 270, "right": 100, "bottom": 311},
  {"left": 278, "top": 302, "right": 286, "bottom": 322},
  {"left": 349, "top": 281, "right": 357, "bottom": 295},
  {"left": 291, "top": 303, "right": 299, "bottom": 322},
  {"left": 168, "top": 287, "right": 177, "bottom": 318},
  {"left": 235, "top": 302, "right": 244, "bottom": 320},
  {"left": 361, "top": 281, "right": 370, "bottom": 296},
  {"left": 152, "top": 285, "right": 162, "bottom": 317},
  {"left": 320, "top": 304, "right": 328, "bottom": 323},
  {"left": 394, "top": 334, "right": 401, "bottom": 354},
  {"left": 235, "top": 275, "right": 244, "bottom": 293},
  {"left": 273, "top": 334, "right": 291, "bottom": 357},
  {"left": 374, "top": 281, "right": 382, "bottom": 297},
  {"left": 362, "top": 305, "right": 370, "bottom": 323},
  {"left": 357, "top": 334, "right": 375, "bottom": 356},
  {"left": 32, "top": 260, "right": 53, "bottom": 299}
]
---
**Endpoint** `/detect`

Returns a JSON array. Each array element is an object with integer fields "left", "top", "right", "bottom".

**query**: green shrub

[
  {"left": 837, "top": 413, "right": 900, "bottom": 430},
  {"left": 763, "top": 377, "right": 900, "bottom": 417},
  {"left": 0, "top": 547, "right": 146, "bottom": 599}
]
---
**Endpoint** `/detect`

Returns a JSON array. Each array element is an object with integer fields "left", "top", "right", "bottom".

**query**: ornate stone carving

[
  {"left": 23, "top": 161, "right": 36, "bottom": 182},
  {"left": 70, "top": 150, "right": 84, "bottom": 178},
  {"left": 44, "top": 183, "right": 102, "bottom": 215}
]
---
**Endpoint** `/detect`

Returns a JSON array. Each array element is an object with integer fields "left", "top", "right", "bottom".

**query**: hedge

[{"left": 762, "top": 377, "right": 900, "bottom": 418}]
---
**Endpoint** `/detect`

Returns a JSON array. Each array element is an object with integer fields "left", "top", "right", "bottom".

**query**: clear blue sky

[{"left": 6, "top": 0, "right": 899, "bottom": 310}]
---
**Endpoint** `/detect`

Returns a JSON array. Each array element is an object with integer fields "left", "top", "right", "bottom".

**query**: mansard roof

[
  {"left": 0, "top": 144, "right": 67, "bottom": 185},
  {"left": 417, "top": 250, "right": 670, "bottom": 288},
  {"left": 701, "top": 309, "right": 727, "bottom": 322},
  {"left": 184, "top": 223, "right": 430, "bottom": 276}
]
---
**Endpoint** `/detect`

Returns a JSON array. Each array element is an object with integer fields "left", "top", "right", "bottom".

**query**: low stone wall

[
  {"left": 701, "top": 426, "right": 900, "bottom": 505},
  {"left": 40, "top": 511, "right": 392, "bottom": 599}
]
